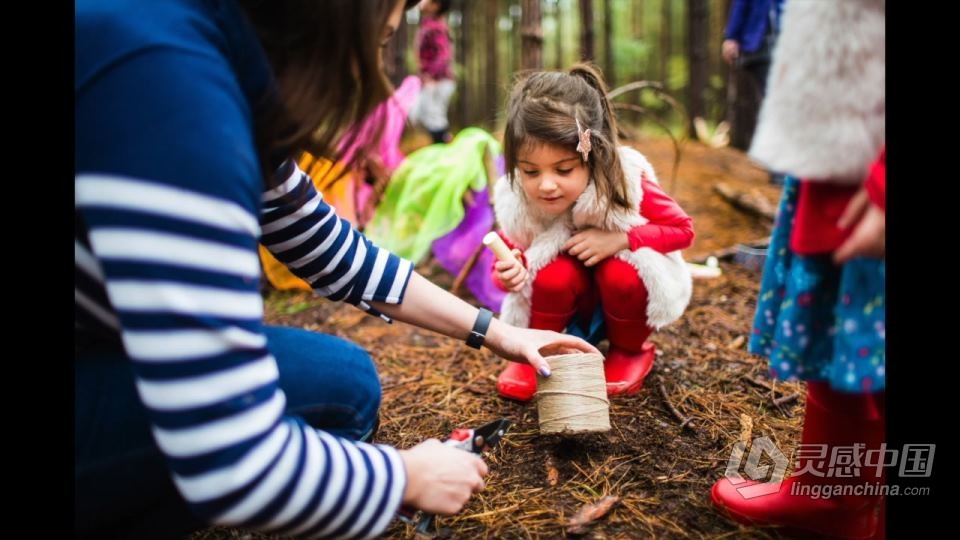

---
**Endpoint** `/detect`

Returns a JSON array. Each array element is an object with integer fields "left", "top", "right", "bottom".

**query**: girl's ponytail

[
  {"left": 568, "top": 63, "right": 629, "bottom": 212},
  {"left": 569, "top": 63, "right": 619, "bottom": 148}
]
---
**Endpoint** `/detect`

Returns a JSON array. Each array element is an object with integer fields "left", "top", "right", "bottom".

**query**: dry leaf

[
  {"left": 546, "top": 457, "right": 559, "bottom": 487},
  {"left": 566, "top": 495, "right": 620, "bottom": 535},
  {"left": 728, "top": 335, "right": 745, "bottom": 350}
]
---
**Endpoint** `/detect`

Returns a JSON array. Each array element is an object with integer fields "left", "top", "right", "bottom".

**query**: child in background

[
  {"left": 490, "top": 63, "right": 695, "bottom": 402},
  {"left": 414, "top": 0, "right": 455, "bottom": 144},
  {"left": 710, "top": 1, "right": 886, "bottom": 538}
]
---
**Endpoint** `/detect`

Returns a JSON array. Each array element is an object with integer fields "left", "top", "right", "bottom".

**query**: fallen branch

[
  {"left": 689, "top": 237, "right": 770, "bottom": 264},
  {"left": 381, "top": 372, "right": 424, "bottom": 391},
  {"left": 741, "top": 375, "right": 801, "bottom": 411},
  {"left": 658, "top": 382, "right": 697, "bottom": 432},
  {"left": 773, "top": 393, "right": 801, "bottom": 407},
  {"left": 713, "top": 182, "right": 777, "bottom": 221},
  {"left": 460, "top": 503, "right": 522, "bottom": 520},
  {"left": 449, "top": 241, "right": 485, "bottom": 295},
  {"left": 741, "top": 375, "right": 775, "bottom": 393},
  {"left": 612, "top": 103, "right": 683, "bottom": 191}
]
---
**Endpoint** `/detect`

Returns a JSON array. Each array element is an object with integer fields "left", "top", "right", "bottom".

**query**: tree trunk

[
  {"left": 659, "top": 0, "right": 670, "bottom": 83},
  {"left": 484, "top": 0, "right": 498, "bottom": 126},
  {"left": 712, "top": 0, "right": 731, "bottom": 122},
  {"left": 631, "top": 0, "right": 645, "bottom": 106},
  {"left": 633, "top": 0, "right": 643, "bottom": 35},
  {"left": 579, "top": 0, "right": 595, "bottom": 61},
  {"left": 521, "top": 0, "right": 543, "bottom": 70},
  {"left": 602, "top": 0, "right": 614, "bottom": 85},
  {"left": 555, "top": 1, "right": 564, "bottom": 69},
  {"left": 687, "top": 0, "right": 708, "bottom": 134}
]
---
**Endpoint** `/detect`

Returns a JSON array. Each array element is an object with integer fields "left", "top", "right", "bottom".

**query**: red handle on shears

[{"left": 397, "top": 428, "right": 476, "bottom": 522}]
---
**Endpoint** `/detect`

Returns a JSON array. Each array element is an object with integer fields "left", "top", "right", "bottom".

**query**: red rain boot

[
  {"left": 602, "top": 311, "right": 655, "bottom": 396},
  {"left": 496, "top": 309, "right": 574, "bottom": 402},
  {"left": 711, "top": 382, "right": 886, "bottom": 538}
]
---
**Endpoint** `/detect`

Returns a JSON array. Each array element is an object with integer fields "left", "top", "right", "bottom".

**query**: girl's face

[{"left": 517, "top": 141, "right": 590, "bottom": 217}]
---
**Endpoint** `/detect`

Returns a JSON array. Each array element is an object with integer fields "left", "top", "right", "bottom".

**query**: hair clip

[{"left": 575, "top": 118, "right": 592, "bottom": 162}]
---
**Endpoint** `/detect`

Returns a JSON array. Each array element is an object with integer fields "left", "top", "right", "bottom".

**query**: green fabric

[{"left": 366, "top": 127, "right": 500, "bottom": 263}]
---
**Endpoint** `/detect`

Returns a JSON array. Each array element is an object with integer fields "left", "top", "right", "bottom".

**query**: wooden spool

[{"left": 536, "top": 352, "right": 610, "bottom": 435}]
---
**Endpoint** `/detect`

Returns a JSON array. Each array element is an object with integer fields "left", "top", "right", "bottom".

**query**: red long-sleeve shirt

[
  {"left": 865, "top": 146, "right": 886, "bottom": 211},
  {"left": 791, "top": 145, "right": 886, "bottom": 255}
]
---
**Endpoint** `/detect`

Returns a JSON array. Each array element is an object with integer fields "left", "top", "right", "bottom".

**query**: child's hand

[
  {"left": 834, "top": 188, "right": 885, "bottom": 263},
  {"left": 494, "top": 249, "right": 527, "bottom": 291},
  {"left": 563, "top": 228, "right": 630, "bottom": 267}
]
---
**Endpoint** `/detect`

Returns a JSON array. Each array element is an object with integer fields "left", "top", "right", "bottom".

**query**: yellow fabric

[{"left": 259, "top": 154, "right": 358, "bottom": 291}]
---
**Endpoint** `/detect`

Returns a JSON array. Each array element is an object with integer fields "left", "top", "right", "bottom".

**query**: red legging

[{"left": 530, "top": 254, "right": 652, "bottom": 350}]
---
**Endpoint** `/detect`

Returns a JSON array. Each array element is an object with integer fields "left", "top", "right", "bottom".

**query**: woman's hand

[
  {"left": 563, "top": 228, "right": 630, "bottom": 267},
  {"left": 834, "top": 188, "right": 885, "bottom": 264},
  {"left": 371, "top": 273, "right": 599, "bottom": 377},
  {"left": 399, "top": 439, "right": 488, "bottom": 515},
  {"left": 484, "top": 318, "right": 601, "bottom": 377},
  {"left": 493, "top": 249, "right": 528, "bottom": 292}
]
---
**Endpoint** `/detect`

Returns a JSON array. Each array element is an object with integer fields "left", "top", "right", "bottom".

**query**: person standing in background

[
  {"left": 413, "top": 0, "right": 456, "bottom": 144},
  {"left": 722, "top": 0, "right": 785, "bottom": 175}
]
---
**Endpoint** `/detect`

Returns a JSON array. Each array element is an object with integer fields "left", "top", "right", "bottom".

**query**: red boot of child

[
  {"left": 604, "top": 343, "right": 655, "bottom": 396},
  {"left": 495, "top": 362, "right": 538, "bottom": 402},
  {"left": 496, "top": 308, "right": 574, "bottom": 402},
  {"left": 711, "top": 382, "right": 886, "bottom": 538},
  {"left": 602, "top": 311, "right": 655, "bottom": 396}
]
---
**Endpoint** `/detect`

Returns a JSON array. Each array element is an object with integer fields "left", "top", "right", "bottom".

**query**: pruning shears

[{"left": 398, "top": 418, "right": 513, "bottom": 536}]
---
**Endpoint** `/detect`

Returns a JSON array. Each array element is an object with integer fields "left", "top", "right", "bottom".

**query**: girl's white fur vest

[{"left": 494, "top": 146, "right": 692, "bottom": 330}]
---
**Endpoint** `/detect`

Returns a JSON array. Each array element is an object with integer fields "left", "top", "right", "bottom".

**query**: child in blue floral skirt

[
  {"left": 752, "top": 173, "right": 885, "bottom": 394},
  {"left": 710, "top": 1, "right": 887, "bottom": 538}
]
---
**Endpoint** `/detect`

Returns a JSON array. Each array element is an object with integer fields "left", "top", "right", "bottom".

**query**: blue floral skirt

[{"left": 748, "top": 177, "right": 885, "bottom": 393}]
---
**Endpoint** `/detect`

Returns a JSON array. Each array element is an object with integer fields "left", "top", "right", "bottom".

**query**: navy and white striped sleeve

[
  {"left": 76, "top": 174, "right": 408, "bottom": 538},
  {"left": 75, "top": 40, "right": 407, "bottom": 538},
  {"left": 259, "top": 161, "right": 413, "bottom": 321}
]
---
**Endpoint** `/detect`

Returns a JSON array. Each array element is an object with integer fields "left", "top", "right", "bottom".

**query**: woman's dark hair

[
  {"left": 240, "top": 0, "right": 419, "bottom": 184},
  {"left": 502, "top": 62, "right": 631, "bottom": 213}
]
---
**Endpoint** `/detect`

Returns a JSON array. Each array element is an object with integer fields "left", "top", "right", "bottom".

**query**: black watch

[{"left": 466, "top": 308, "right": 493, "bottom": 349}]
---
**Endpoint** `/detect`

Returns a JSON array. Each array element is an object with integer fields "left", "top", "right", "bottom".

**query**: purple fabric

[{"left": 431, "top": 188, "right": 505, "bottom": 312}]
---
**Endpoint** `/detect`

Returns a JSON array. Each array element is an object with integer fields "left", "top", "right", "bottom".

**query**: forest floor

[{"left": 193, "top": 136, "right": 805, "bottom": 539}]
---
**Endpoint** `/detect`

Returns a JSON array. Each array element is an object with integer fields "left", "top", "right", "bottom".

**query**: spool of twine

[{"left": 536, "top": 352, "right": 610, "bottom": 434}]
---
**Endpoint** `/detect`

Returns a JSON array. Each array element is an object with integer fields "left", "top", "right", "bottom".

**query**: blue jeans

[{"left": 74, "top": 326, "right": 382, "bottom": 539}]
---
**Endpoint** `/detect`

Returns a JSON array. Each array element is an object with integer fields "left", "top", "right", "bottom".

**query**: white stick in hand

[{"left": 483, "top": 232, "right": 518, "bottom": 264}]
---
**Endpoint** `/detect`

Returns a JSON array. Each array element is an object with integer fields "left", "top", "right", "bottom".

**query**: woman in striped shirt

[{"left": 74, "top": 1, "right": 597, "bottom": 538}]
